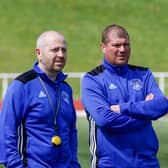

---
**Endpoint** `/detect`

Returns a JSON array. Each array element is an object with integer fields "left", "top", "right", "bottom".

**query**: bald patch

[{"left": 36, "top": 30, "right": 66, "bottom": 48}]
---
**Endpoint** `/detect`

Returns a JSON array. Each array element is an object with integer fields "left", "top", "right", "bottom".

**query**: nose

[
  {"left": 119, "top": 45, "right": 125, "bottom": 51},
  {"left": 57, "top": 48, "right": 65, "bottom": 57},
  {"left": 58, "top": 49, "right": 63, "bottom": 55}
]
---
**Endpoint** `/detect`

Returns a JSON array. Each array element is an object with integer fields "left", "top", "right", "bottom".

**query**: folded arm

[
  {"left": 111, "top": 92, "right": 168, "bottom": 120},
  {"left": 81, "top": 75, "right": 148, "bottom": 132}
]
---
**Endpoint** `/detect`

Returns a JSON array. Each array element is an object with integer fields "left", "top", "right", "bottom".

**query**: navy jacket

[{"left": 81, "top": 58, "right": 168, "bottom": 168}]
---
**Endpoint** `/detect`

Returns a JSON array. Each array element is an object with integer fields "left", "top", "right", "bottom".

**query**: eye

[
  {"left": 123, "top": 43, "right": 130, "bottom": 47},
  {"left": 52, "top": 48, "right": 59, "bottom": 52},
  {"left": 51, "top": 47, "right": 67, "bottom": 53},
  {"left": 111, "top": 43, "right": 121, "bottom": 48},
  {"left": 111, "top": 43, "right": 130, "bottom": 48},
  {"left": 62, "top": 47, "right": 67, "bottom": 52}
]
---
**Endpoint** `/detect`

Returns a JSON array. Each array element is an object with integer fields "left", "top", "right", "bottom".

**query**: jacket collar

[
  {"left": 33, "top": 62, "right": 67, "bottom": 84},
  {"left": 102, "top": 57, "right": 128, "bottom": 74}
]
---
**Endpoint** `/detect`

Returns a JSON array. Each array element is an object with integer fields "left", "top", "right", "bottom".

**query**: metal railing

[
  {"left": 0, "top": 72, "right": 168, "bottom": 98},
  {"left": 0, "top": 72, "right": 85, "bottom": 99}
]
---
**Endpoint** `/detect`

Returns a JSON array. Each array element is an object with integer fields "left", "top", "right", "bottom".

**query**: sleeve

[
  {"left": 81, "top": 74, "right": 148, "bottom": 132},
  {"left": 0, "top": 110, "right": 6, "bottom": 164},
  {"left": 69, "top": 91, "right": 81, "bottom": 168},
  {"left": 1, "top": 80, "right": 26, "bottom": 168},
  {"left": 120, "top": 70, "right": 168, "bottom": 120}
]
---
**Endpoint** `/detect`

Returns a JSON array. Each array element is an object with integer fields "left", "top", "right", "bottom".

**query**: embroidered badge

[
  {"left": 129, "top": 79, "right": 143, "bottom": 90},
  {"left": 61, "top": 91, "right": 70, "bottom": 104}
]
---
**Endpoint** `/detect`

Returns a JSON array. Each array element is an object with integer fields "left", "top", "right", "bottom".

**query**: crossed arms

[
  {"left": 111, "top": 93, "right": 154, "bottom": 113},
  {"left": 111, "top": 93, "right": 168, "bottom": 120}
]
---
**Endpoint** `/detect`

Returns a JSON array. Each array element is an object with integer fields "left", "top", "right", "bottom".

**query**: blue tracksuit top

[
  {"left": 81, "top": 58, "right": 168, "bottom": 168},
  {"left": 0, "top": 62, "right": 81, "bottom": 168}
]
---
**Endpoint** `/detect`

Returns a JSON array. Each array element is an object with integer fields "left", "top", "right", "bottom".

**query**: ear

[
  {"left": 35, "top": 48, "right": 42, "bottom": 62},
  {"left": 35, "top": 48, "right": 40, "bottom": 56},
  {"left": 101, "top": 43, "right": 106, "bottom": 54}
]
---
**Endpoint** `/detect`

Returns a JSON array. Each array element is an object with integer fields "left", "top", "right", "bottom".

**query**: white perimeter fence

[{"left": 0, "top": 72, "right": 168, "bottom": 99}]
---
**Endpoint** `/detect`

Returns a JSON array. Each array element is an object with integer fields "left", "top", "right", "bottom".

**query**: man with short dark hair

[{"left": 81, "top": 24, "right": 168, "bottom": 168}]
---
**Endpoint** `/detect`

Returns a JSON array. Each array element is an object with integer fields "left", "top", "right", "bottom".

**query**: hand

[
  {"left": 110, "top": 104, "right": 120, "bottom": 113},
  {"left": 145, "top": 93, "right": 154, "bottom": 101}
]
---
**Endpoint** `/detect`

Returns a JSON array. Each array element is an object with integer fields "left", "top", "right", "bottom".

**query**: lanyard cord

[{"left": 38, "top": 76, "right": 60, "bottom": 130}]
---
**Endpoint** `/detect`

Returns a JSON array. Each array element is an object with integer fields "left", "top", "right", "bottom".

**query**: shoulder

[
  {"left": 62, "top": 81, "right": 71, "bottom": 89},
  {"left": 128, "top": 64, "right": 148, "bottom": 71},
  {"left": 87, "top": 65, "right": 105, "bottom": 76},
  {"left": 61, "top": 80, "right": 73, "bottom": 93},
  {"left": 15, "top": 69, "right": 38, "bottom": 84}
]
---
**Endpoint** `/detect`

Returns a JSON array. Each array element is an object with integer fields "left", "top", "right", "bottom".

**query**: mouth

[
  {"left": 118, "top": 56, "right": 127, "bottom": 60},
  {"left": 118, "top": 53, "right": 127, "bottom": 57},
  {"left": 54, "top": 61, "right": 65, "bottom": 67},
  {"left": 118, "top": 54, "right": 129, "bottom": 59},
  {"left": 117, "top": 55, "right": 129, "bottom": 64}
]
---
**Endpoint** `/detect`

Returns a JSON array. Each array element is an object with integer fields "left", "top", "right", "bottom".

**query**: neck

[
  {"left": 46, "top": 72, "right": 58, "bottom": 81},
  {"left": 38, "top": 64, "right": 58, "bottom": 81}
]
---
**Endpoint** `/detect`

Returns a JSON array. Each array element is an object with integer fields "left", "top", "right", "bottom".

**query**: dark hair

[{"left": 102, "top": 24, "right": 130, "bottom": 43}]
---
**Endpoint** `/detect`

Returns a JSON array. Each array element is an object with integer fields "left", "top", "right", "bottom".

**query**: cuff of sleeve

[{"left": 120, "top": 102, "right": 131, "bottom": 115}]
